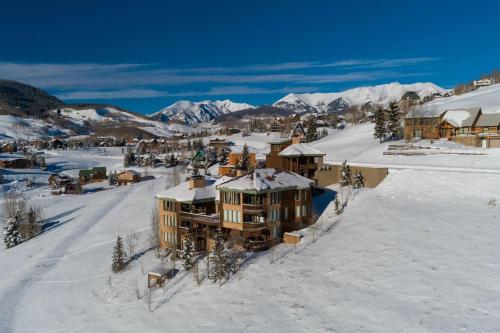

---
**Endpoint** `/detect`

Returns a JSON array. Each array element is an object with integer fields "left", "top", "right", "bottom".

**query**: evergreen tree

[
  {"left": 210, "top": 228, "right": 229, "bottom": 285},
  {"left": 238, "top": 144, "right": 251, "bottom": 171},
  {"left": 108, "top": 171, "right": 117, "bottom": 186},
  {"left": 207, "top": 147, "right": 218, "bottom": 166},
  {"left": 306, "top": 117, "right": 318, "bottom": 142},
  {"left": 192, "top": 165, "right": 200, "bottom": 177},
  {"left": 181, "top": 233, "right": 194, "bottom": 271},
  {"left": 3, "top": 210, "right": 23, "bottom": 248},
  {"left": 387, "top": 101, "right": 402, "bottom": 140},
  {"left": 112, "top": 235, "right": 127, "bottom": 273},
  {"left": 218, "top": 147, "right": 230, "bottom": 165},
  {"left": 353, "top": 171, "right": 365, "bottom": 189},
  {"left": 340, "top": 160, "right": 352, "bottom": 187},
  {"left": 373, "top": 106, "right": 387, "bottom": 143},
  {"left": 169, "top": 153, "right": 177, "bottom": 167},
  {"left": 334, "top": 198, "right": 341, "bottom": 215}
]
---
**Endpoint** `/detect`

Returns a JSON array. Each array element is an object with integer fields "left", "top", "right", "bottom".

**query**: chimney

[
  {"left": 292, "top": 135, "right": 301, "bottom": 145},
  {"left": 188, "top": 176, "right": 206, "bottom": 189}
]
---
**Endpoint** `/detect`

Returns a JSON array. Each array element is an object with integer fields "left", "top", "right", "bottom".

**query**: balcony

[
  {"left": 243, "top": 238, "right": 276, "bottom": 251},
  {"left": 180, "top": 211, "right": 220, "bottom": 225},
  {"left": 243, "top": 221, "right": 269, "bottom": 231},
  {"left": 242, "top": 204, "right": 266, "bottom": 213}
]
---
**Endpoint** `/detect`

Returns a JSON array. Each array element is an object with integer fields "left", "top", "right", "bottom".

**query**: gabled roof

[
  {"left": 440, "top": 108, "right": 481, "bottom": 127},
  {"left": 292, "top": 122, "right": 306, "bottom": 136},
  {"left": 155, "top": 176, "right": 231, "bottom": 203},
  {"left": 475, "top": 113, "right": 500, "bottom": 127},
  {"left": 118, "top": 170, "right": 141, "bottom": 176},
  {"left": 278, "top": 143, "right": 325, "bottom": 157},
  {"left": 217, "top": 168, "right": 313, "bottom": 193}
]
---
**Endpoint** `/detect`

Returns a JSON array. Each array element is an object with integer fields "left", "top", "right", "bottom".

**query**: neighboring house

[
  {"left": 188, "top": 149, "right": 208, "bottom": 170},
  {"left": 404, "top": 108, "right": 444, "bottom": 139},
  {"left": 79, "top": 166, "right": 107, "bottom": 183},
  {"left": 473, "top": 79, "right": 492, "bottom": 87},
  {"left": 437, "top": 108, "right": 482, "bottom": 137},
  {"left": 208, "top": 138, "right": 230, "bottom": 152},
  {"left": 405, "top": 107, "right": 500, "bottom": 147},
  {"left": 155, "top": 168, "right": 314, "bottom": 252},
  {"left": 265, "top": 135, "right": 325, "bottom": 180},
  {"left": 0, "top": 155, "right": 32, "bottom": 169},
  {"left": 218, "top": 147, "right": 257, "bottom": 177},
  {"left": 117, "top": 170, "right": 142, "bottom": 185},
  {"left": 1, "top": 143, "right": 14, "bottom": 153}
]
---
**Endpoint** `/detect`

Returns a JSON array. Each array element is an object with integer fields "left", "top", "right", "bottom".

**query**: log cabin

[{"left": 117, "top": 170, "right": 142, "bottom": 185}]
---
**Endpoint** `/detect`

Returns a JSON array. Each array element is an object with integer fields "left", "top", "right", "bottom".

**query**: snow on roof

[
  {"left": 475, "top": 113, "right": 500, "bottom": 127},
  {"left": 118, "top": 170, "right": 142, "bottom": 176},
  {"left": 217, "top": 168, "right": 313, "bottom": 193},
  {"left": 441, "top": 108, "right": 480, "bottom": 127},
  {"left": 278, "top": 143, "right": 325, "bottom": 157},
  {"left": 156, "top": 176, "right": 231, "bottom": 202}
]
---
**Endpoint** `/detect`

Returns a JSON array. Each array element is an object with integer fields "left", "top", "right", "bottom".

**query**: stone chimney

[{"left": 188, "top": 176, "right": 206, "bottom": 189}]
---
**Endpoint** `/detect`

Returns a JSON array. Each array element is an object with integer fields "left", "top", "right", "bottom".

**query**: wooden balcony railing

[
  {"left": 180, "top": 211, "right": 220, "bottom": 225},
  {"left": 242, "top": 204, "right": 266, "bottom": 213}
]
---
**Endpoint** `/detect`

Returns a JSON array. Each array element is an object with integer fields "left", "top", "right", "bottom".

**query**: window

[
  {"left": 270, "top": 191, "right": 281, "bottom": 204},
  {"left": 295, "top": 190, "right": 307, "bottom": 201},
  {"left": 223, "top": 191, "right": 240, "bottom": 205},
  {"left": 269, "top": 208, "right": 280, "bottom": 221},
  {"left": 296, "top": 205, "right": 307, "bottom": 218},
  {"left": 223, "top": 209, "right": 241, "bottom": 223},
  {"left": 163, "top": 200, "right": 175, "bottom": 212},
  {"left": 164, "top": 232, "right": 177, "bottom": 244},
  {"left": 164, "top": 214, "right": 177, "bottom": 227}
]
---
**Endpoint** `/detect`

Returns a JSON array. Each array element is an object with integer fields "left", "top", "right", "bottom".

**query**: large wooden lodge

[
  {"left": 156, "top": 169, "right": 314, "bottom": 252},
  {"left": 405, "top": 107, "right": 500, "bottom": 147}
]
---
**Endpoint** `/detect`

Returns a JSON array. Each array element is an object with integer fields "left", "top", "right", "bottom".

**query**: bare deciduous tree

[{"left": 150, "top": 205, "right": 160, "bottom": 254}]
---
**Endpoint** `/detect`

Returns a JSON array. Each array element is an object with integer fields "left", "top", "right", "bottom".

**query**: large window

[
  {"left": 269, "top": 208, "right": 280, "bottom": 221},
  {"left": 295, "top": 189, "right": 307, "bottom": 201},
  {"left": 223, "top": 191, "right": 240, "bottom": 205},
  {"left": 223, "top": 209, "right": 241, "bottom": 223},
  {"left": 270, "top": 191, "right": 281, "bottom": 204},
  {"left": 163, "top": 200, "right": 176, "bottom": 212},
  {"left": 164, "top": 214, "right": 177, "bottom": 227},
  {"left": 164, "top": 232, "right": 177, "bottom": 244},
  {"left": 296, "top": 204, "right": 307, "bottom": 218}
]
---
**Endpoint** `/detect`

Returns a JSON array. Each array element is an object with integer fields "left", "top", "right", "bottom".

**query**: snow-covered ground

[{"left": 1, "top": 128, "right": 500, "bottom": 332}]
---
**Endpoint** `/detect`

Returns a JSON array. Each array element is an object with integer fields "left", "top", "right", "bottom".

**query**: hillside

[
  {"left": 150, "top": 99, "right": 255, "bottom": 125},
  {"left": 0, "top": 79, "right": 65, "bottom": 117},
  {"left": 418, "top": 83, "right": 500, "bottom": 114},
  {"left": 0, "top": 79, "right": 202, "bottom": 139},
  {"left": 214, "top": 105, "right": 293, "bottom": 125},
  {"left": 274, "top": 82, "right": 448, "bottom": 113}
]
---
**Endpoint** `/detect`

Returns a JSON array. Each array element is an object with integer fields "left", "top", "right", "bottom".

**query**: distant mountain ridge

[
  {"left": 273, "top": 82, "right": 449, "bottom": 114},
  {"left": 150, "top": 99, "right": 254, "bottom": 125}
]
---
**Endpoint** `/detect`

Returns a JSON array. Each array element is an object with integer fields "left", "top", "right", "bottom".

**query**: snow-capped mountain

[
  {"left": 150, "top": 99, "right": 254, "bottom": 125},
  {"left": 273, "top": 82, "right": 449, "bottom": 113}
]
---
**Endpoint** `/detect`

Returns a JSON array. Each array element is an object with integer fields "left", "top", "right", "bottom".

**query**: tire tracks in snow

[{"left": 0, "top": 183, "right": 143, "bottom": 332}]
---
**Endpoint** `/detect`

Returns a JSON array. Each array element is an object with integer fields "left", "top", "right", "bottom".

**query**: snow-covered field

[{"left": 1, "top": 128, "right": 500, "bottom": 332}]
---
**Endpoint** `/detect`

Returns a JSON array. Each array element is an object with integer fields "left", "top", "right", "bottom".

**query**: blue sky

[{"left": 1, "top": 0, "right": 499, "bottom": 114}]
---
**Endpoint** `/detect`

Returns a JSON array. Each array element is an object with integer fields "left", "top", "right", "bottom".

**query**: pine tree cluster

[
  {"left": 3, "top": 211, "right": 23, "bottom": 248},
  {"left": 306, "top": 117, "right": 318, "bottom": 142}
]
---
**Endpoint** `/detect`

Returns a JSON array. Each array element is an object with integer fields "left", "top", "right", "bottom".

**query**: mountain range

[
  {"left": 0, "top": 79, "right": 453, "bottom": 139},
  {"left": 273, "top": 82, "right": 449, "bottom": 114},
  {"left": 149, "top": 100, "right": 254, "bottom": 125}
]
